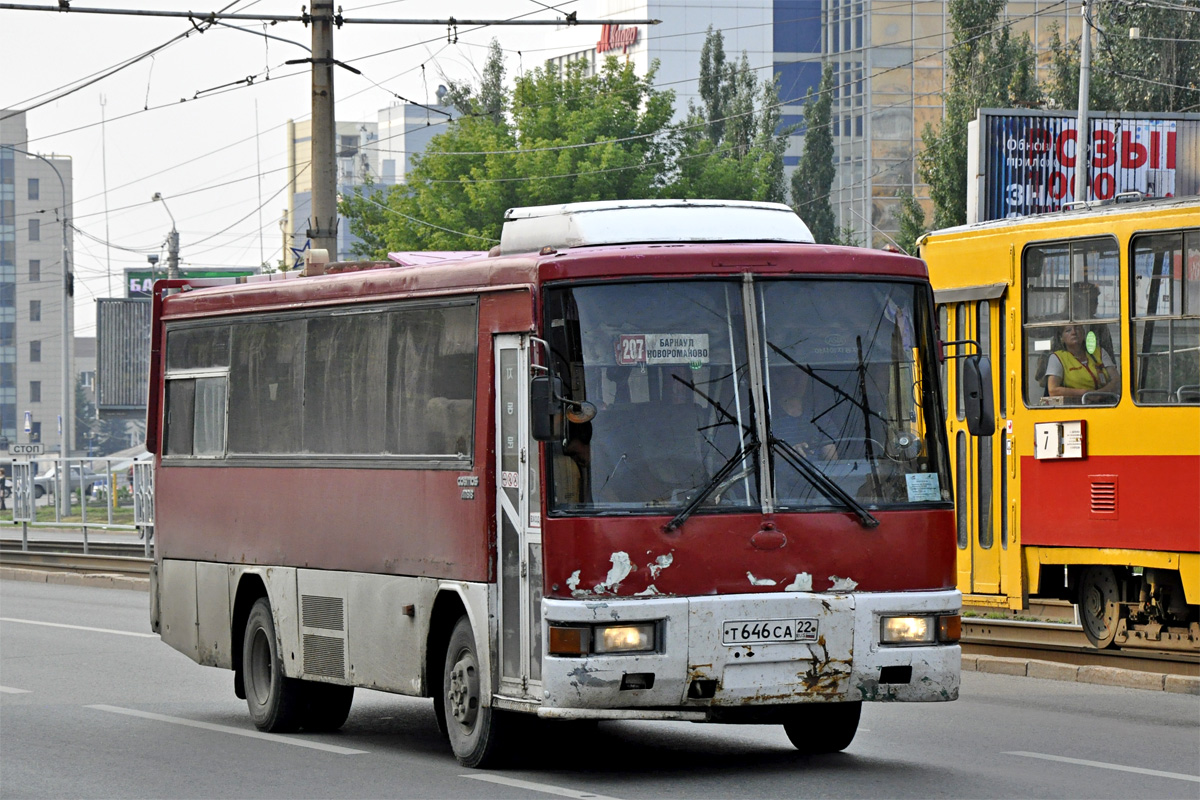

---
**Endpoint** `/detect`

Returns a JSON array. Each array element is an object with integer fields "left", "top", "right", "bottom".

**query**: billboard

[
  {"left": 124, "top": 266, "right": 260, "bottom": 298},
  {"left": 96, "top": 298, "right": 151, "bottom": 414},
  {"left": 967, "top": 109, "right": 1200, "bottom": 222}
]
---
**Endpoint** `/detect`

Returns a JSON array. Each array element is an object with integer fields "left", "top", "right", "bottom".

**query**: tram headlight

[{"left": 880, "top": 615, "right": 935, "bottom": 645}]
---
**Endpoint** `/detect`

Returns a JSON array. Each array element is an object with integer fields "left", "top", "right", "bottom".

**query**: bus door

[
  {"left": 494, "top": 334, "right": 543, "bottom": 699},
  {"left": 949, "top": 299, "right": 1002, "bottom": 596}
]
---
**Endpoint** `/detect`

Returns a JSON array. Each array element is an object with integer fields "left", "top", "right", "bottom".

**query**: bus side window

[{"left": 1131, "top": 230, "right": 1200, "bottom": 404}]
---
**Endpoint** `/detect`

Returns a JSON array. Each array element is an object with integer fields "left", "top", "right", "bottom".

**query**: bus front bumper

[{"left": 538, "top": 590, "right": 960, "bottom": 717}]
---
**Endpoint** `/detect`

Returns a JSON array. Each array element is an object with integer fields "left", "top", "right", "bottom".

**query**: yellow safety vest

[{"left": 1055, "top": 348, "right": 1109, "bottom": 390}]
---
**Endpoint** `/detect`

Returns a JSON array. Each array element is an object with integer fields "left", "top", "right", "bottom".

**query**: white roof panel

[{"left": 499, "top": 199, "right": 815, "bottom": 254}]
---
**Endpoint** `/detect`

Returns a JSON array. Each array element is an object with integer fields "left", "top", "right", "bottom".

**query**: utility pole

[
  {"left": 1074, "top": 0, "right": 1092, "bottom": 204},
  {"left": 308, "top": 1, "right": 339, "bottom": 260},
  {"left": 167, "top": 228, "right": 180, "bottom": 280}
]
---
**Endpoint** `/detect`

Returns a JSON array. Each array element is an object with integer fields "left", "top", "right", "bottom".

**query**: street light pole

[
  {"left": 152, "top": 192, "right": 180, "bottom": 279},
  {"left": 5, "top": 144, "right": 72, "bottom": 515}
]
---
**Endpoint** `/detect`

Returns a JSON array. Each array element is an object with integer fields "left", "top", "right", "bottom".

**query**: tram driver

[{"left": 1046, "top": 323, "right": 1120, "bottom": 403}]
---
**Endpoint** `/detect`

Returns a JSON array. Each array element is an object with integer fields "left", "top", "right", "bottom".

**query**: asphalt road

[{"left": 2, "top": 578, "right": 1197, "bottom": 799}]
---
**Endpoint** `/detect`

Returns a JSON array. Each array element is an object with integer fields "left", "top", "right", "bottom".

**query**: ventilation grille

[
  {"left": 302, "top": 595, "right": 344, "bottom": 631},
  {"left": 1089, "top": 475, "right": 1118, "bottom": 518},
  {"left": 303, "top": 634, "right": 345, "bottom": 678}
]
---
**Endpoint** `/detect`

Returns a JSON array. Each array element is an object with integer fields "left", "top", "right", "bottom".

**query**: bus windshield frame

[{"left": 542, "top": 276, "right": 952, "bottom": 519}]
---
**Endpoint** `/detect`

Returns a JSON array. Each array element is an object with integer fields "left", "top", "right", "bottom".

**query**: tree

[
  {"left": 669, "top": 28, "right": 791, "bottom": 203},
  {"left": 342, "top": 48, "right": 676, "bottom": 254},
  {"left": 790, "top": 64, "right": 836, "bottom": 244},
  {"left": 1042, "top": 5, "right": 1200, "bottom": 113},
  {"left": 918, "top": 0, "right": 1040, "bottom": 229},
  {"left": 343, "top": 29, "right": 797, "bottom": 253},
  {"left": 894, "top": 190, "right": 927, "bottom": 256}
]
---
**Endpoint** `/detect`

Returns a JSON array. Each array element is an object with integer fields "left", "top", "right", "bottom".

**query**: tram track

[{"left": 2, "top": 542, "right": 1196, "bottom": 677}]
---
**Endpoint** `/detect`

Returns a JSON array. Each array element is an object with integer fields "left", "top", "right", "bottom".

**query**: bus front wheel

[
  {"left": 783, "top": 701, "right": 861, "bottom": 753},
  {"left": 243, "top": 597, "right": 305, "bottom": 732},
  {"left": 443, "top": 616, "right": 506, "bottom": 768}
]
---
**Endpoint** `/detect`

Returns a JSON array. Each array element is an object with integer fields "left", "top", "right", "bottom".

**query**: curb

[
  {"left": 0, "top": 566, "right": 149, "bottom": 592},
  {"left": 963, "top": 653, "right": 1199, "bottom": 695}
]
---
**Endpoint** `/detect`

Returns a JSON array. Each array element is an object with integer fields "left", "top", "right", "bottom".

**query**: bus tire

[
  {"left": 1079, "top": 566, "right": 1120, "bottom": 649},
  {"left": 301, "top": 682, "right": 354, "bottom": 732},
  {"left": 243, "top": 597, "right": 304, "bottom": 733},
  {"left": 443, "top": 616, "right": 506, "bottom": 768},
  {"left": 782, "top": 701, "right": 861, "bottom": 754}
]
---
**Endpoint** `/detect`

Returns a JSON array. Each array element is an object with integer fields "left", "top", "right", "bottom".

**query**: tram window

[
  {"left": 954, "top": 303, "right": 965, "bottom": 420},
  {"left": 1131, "top": 230, "right": 1200, "bottom": 405},
  {"left": 1022, "top": 238, "right": 1121, "bottom": 406}
]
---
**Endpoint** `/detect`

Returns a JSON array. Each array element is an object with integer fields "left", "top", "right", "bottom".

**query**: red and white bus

[{"left": 149, "top": 200, "right": 986, "bottom": 767}]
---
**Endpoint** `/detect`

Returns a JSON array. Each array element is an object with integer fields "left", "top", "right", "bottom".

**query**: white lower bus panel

[{"left": 539, "top": 590, "right": 960, "bottom": 718}]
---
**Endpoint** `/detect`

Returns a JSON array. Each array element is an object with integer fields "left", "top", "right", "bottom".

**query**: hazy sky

[{"left": 2, "top": 1, "right": 608, "bottom": 338}]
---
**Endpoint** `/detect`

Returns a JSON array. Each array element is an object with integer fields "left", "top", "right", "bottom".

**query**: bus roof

[{"left": 156, "top": 241, "right": 928, "bottom": 321}]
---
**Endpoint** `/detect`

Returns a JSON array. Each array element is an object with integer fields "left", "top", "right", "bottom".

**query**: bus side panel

[
  {"left": 1020, "top": 454, "right": 1200, "bottom": 551},
  {"left": 542, "top": 509, "right": 956, "bottom": 599},
  {"left": 156, "top": 466, "right": 489, "bottom": 580}
]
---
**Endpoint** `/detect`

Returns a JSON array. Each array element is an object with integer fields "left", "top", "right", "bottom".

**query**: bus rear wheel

[
  {"left": 1080, "top": 566, "right": 1120, "bottom": 649},
  {"left": 443, "top": 616, "right": 507, "bottom": 768},
  {"left": 243, "top": 597, "right": 305, "bottom": 732},
  {"left": 782, "top": 701, "right": 861, "bottom": 754}
]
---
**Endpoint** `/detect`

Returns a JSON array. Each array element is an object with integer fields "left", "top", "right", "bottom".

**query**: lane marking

[
  {"left": 0, "top": 686, "right": 32, "bottom": 694},
  {"left": 1, "top": 617, "right": 157, "bottom": 638},
  {"left": 1006, "top": 751, "right": 1200, "bottom": 783},
  {"left": 87, "top": 705, "right": 368, "bottom": 755},
  {"left": 462, "top": 774, "right": 624, "bottom": 800}
]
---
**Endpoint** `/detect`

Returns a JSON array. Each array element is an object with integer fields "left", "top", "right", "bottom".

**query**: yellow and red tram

[{"left": 922, "top": 196, "right": 1199, "bottom": 651}]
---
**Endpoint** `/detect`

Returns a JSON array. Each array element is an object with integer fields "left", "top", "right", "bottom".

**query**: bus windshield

[{"left": 544, "top": 278, "right": 950, "bottom": 516}]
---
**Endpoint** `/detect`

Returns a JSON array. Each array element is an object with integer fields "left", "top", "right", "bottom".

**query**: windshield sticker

[
  {"left": 1034, "top": 338, "right": 1052, "bottom": 352},
  {"left": 905, "top": 472, "right": 942, "bottom": 502},
  {"left": 615, "top": 334, "right": 710, "bottom": 366}
]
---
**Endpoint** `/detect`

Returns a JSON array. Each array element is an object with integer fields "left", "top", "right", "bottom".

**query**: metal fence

[{"left": 3, "top": 456, "right": 154, "bottom": 557}]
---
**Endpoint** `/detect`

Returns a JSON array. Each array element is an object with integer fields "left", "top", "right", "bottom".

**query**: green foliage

[
  {"left": 918, "top": 0, "right": 1039, "bottom": 229},
  {"left": 895, "top": 190, "right": 927, "bottom": 257},
  {"left": 790, "top": 64, "right": 836, "bottom": 244},
  {"left": 1042, "top": 4, "right": 1200, "bottom": 113},
  {"left": 342, "top": 29, "right": 794, "bottom": 254},
  {"left": 831, "top": 225, "right": 861, "bottom": 248}
]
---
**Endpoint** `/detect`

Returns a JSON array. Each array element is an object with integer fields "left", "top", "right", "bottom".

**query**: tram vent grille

[
  {"left": 302, "top": 595, "right": 344, "bottom": 631},
  {"left": 1089, "top": 476, "right": 1118, "bottom": 517},
  {"left": 303, "top": 634, "right": 345, "bottom": 679}
]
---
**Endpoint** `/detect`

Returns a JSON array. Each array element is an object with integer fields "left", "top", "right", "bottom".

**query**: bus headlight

[
  {"left": 879, "top": 614, "right": 960, "bottom": 645},
  {"left": 548, "top": 622, "right": 657, "bottom": 656},
  {"left": 594, "top": 623, "right": 656, "bottom": 654}
]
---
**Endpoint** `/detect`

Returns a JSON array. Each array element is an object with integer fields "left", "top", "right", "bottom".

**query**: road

[{"left": 2, "top": 579, "right": 1197, "bottom": 799}]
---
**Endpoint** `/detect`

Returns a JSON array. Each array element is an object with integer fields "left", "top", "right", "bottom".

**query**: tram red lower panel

[
  {"left": 541, "top": 509, "right": 957, "bottom": 600},
  {"left": 1020, "top": 455, "right": 1200, "bottom": 553}
]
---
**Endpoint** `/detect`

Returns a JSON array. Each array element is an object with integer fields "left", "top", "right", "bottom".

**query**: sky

[{"left": 1, "top": 0, "right": 611, "bottom": 339}]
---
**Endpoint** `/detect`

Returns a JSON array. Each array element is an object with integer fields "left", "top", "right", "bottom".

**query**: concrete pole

[
  {"left": 167, "top": 228, "right": 180, "bottom": 280},
  {"left": 1073, "top": 0, "right": 1092, "bottom": 204},
  {"left": 309, "top": 2, "right": 339, "bottom": 259}
]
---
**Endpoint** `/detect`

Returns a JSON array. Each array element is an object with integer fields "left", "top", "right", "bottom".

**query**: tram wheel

[
  {"left": 243, "top": 597, "right": 305, "bottom": 732},
  {"left": 1079, "top": 566, "right": 1120, "bottom": 649},
  {"left": 443, "top": 616, "right": 508, "bottom": 768},
  {"left": 782, "top": 701, "right": 862, "bottom": 754}
]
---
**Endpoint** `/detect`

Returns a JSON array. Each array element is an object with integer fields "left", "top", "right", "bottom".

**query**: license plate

[{"left": 721, "top": 618, "right": 819, "bottom": 645}]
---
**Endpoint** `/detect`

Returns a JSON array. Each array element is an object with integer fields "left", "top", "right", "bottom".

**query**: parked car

[{"left": 32, "top": 465, "right": 107, "bottom": 499}]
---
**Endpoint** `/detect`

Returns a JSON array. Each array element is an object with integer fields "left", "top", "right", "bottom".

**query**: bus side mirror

[
  {"left": 530, "top": 375, "right": 565, "bottom": 442},
  {"left": 962, "top": 354, "right": 995, "bottom": 436}
]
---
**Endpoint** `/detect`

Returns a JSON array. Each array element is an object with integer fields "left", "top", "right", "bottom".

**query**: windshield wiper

[
  {"left": 770, "top": 436, "right": 879, "bottom": 528},
  {"left": 664, "top": 441, "right": 758, "bottom": 533}
]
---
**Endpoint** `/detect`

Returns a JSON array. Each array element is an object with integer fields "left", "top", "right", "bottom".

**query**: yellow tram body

[{"left": 921, "top": 197, "right": 1199, "bottom": 650}]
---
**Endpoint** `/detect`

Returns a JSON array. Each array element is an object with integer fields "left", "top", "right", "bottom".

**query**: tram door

[
  {"left": 948, "top": 300, "right": 1003, "bottom": 596},
  {"left": 494, "top": 334, "right": 544, "bottom": 699}
]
